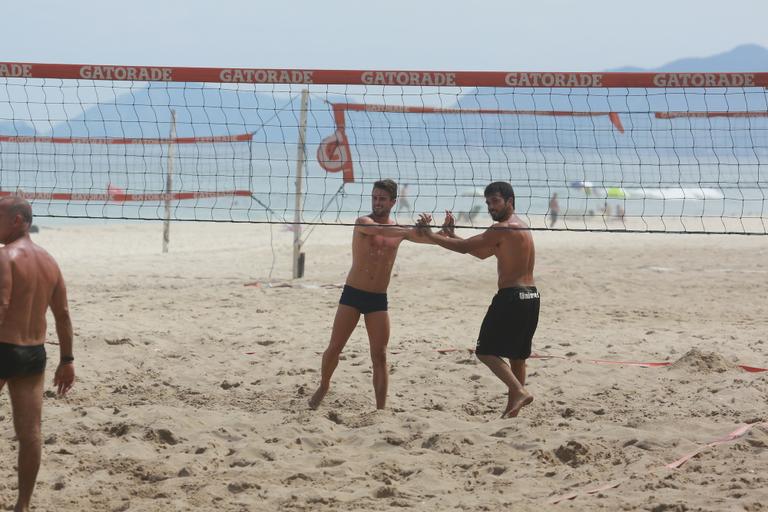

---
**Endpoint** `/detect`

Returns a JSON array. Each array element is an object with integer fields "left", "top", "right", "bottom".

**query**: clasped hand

[{"left": 415, "top": 211, "right": 455, "bottom": 237}]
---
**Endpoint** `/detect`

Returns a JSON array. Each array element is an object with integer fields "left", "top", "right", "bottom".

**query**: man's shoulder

[
  {"left": 492, "top": 218, "right": 530, "bottom": 236},
  {"left": 508, "top": 215, "right": 530, "bottom": 229},
  {"left": 6, "top": 238, "right": 38, "bottom": 254},
  {"left": 9, "top": 240, "right": 57, "bottom": 265},
  {"left": 356, "top": 215, "right": 375, "bottom": 225},
  {"left": 488, "top": 220, "right": 523, "bottom": 231},
  {"left": 356, "top": 215, "right": 395, "bottom": 227}
]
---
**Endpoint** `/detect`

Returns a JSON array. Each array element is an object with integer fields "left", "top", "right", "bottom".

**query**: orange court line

[
  {"left": 436, "top": 348, "right": 767, "bottom": 373},
  {"left": 665, "top": 422, "right": 768, "bottom": 469},
  {"left": 549, "top": 422, "right": 768, "bottom": 504}
]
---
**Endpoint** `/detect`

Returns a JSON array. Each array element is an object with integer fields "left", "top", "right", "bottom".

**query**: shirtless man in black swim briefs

[
  {"left": 309, "top": 179, "right": 441, "bottom": 410},
  {"left": 419, "top": 181, "right": 538, "bottom": 419},
  {"left": 0, "top": 197, "right": 74, "bottom": 512}
]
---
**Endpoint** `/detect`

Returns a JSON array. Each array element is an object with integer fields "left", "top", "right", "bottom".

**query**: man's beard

[{"left": 489, "top": 210, "right": 505, "bottom": 221}]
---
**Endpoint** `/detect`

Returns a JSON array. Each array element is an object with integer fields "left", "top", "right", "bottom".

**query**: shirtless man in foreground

[
  {"left": 419, "top": 181, "right": 539, "bottom": 418},
  {"left": 309, "top": 179, "right": 438, "bottom": 410},
  {"left": 0, "top": 197, "right": 74, "bottom": 512}
]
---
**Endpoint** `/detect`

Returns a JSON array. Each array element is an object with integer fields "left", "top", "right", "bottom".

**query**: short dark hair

[
  {"left": 373, "top": 179, "right": 398, "bottom": 200},
  {"left": 0, "top": 196, "right": 33, "bottom": 225},
  {"left": 484, "top": 181, "right": 515, "bottom": 208}
]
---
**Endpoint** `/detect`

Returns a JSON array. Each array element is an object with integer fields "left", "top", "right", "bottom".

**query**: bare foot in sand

[
  {"left": 309, "top": 385, "right": 328, "bottom": 410},
  {"left": 502, "top": 391, "right": 534, "bottom": 418}
]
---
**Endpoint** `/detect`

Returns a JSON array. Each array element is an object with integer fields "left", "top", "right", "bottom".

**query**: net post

[
  {"left": 162, "top": 109, "right": 176, "bottom": 253},
  {"left": 293, "top": 89, "right": 309, "bottom": 278}
]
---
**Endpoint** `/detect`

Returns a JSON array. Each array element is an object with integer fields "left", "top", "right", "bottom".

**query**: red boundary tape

[
  {"left": 665, "top": 422, "right": 768, "bottom": 469},
  {"left": 549, "top": 422, "right": 768, "bottom": 504},
  {"left": 0, "top": 133, "right": 253, "bottom": 144},
  {"left": 0, "top": 190, "right": 251, "bottom": 202},
  {"left": 436, "top": 348, "right": 767, "bottom": 373}
]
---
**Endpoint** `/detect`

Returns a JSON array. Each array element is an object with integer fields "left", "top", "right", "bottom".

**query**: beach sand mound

[{"left": 668, "top": 348, "right": 737, "bottom": 373}]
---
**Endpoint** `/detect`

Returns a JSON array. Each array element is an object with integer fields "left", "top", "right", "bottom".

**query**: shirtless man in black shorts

[
  {"left": 0, "top": 197, "right": 74, "bottom": 512},
  {"left": 309, "top": 179, "right": 439, "bottom": 410},
  {"left": 419, "top": 182, "right": 538, "bottom": 418}
]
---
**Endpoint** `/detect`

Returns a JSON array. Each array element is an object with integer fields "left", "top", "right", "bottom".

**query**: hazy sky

[{"left": 3, "top": 0, "right": 767, "bottom": 71}]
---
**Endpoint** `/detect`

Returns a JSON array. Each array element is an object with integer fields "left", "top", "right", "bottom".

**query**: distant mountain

[
  {"left": 0, "top": 120, "right": 35, "bottom": 135},
  {"left": 609, "top": 44, "right": 768, "bottom": 72},
  {"left": 452, "top": 44, "right": 768, "bottom": 149},
  {"left": 44, "top": 84, "right": 335, "bottom": 143}
]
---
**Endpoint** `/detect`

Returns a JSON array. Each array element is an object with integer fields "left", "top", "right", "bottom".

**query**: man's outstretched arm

[
  {"left": 423, "top": 223, "right": 498, "bottom": 259},
  {"left": 424, "top": 211, "right": 495, "bottom": 259},
  {"left": 355, "top": 214, "right": 451, "bottom": 244},
  {"left": 354, "top": 216, "right": 415, "bottom": 239}
]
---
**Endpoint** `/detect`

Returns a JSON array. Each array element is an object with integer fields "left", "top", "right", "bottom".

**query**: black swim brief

[
  {"left": 0, "top": 342, "right": 47, "bottom": 380},
  {"left": 476, "top": 286, "right": 540, "bottom": 360},
  {"left": 339, "top": 285, "right": 388, "bottom": 314}
]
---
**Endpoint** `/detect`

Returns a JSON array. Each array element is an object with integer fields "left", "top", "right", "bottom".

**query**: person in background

[{"left": 548, "top": 193, "right": 560, "bottom": 228}]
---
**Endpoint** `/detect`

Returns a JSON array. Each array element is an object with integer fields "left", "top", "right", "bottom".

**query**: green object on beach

[{"left": 607, "top": 187, "right": 626, "bottom": 198}]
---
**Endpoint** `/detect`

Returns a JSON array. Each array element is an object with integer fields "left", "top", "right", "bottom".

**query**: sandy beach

[{"left": 1, "top": 220, "right": 766, "bottom": 511}]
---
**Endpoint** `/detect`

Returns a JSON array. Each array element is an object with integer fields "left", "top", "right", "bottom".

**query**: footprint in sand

[
  {"left": 318, "top": 458, "right": 345, "bottom": 468},
  {"left": 105, "top": 423, "right": 132, "bottom": 437},
  {"left": 488, "top": 466, "right": 507, "bottom": 476},
  {"left": 554, "top": 440, "right": 589, "bottom": 466},
  {"left": 373, "top": 486, "right": 397, "bottom": 498},
  {"left": 420, "top": 434, "right": 462, "bottom": 455},
  {"left": 144, "top": 428, "right": 180, "bottom": 445},
  {"left": 227, "top": 482, "right": 259, "bottom": 494}
]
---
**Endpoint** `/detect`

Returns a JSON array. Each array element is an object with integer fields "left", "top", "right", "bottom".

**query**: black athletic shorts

[
  {"left": 339, "top": 285, "right": 388, "bottom": 314},
  {"left": 0, "top": 342, "right": 47, "bottom": 380},
  {"left": 476, "top": 286, "right": 540, "bottom": 360}
]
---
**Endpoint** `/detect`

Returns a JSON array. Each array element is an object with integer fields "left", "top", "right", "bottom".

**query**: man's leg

[
  {"left": 363, "top": 311, "right": 390, "bottom": 409},
  {"left": 309, "top": 304, "right": 360, "bottom": 409},
  {"left": 8, "top": 372, "right": 45, "bottom": 512},
  {"left": 510, "top": 358, "right": 526, "bottom": 387},
  {"left": 476, "top": 354, "right": 533, "bottom": 418}
]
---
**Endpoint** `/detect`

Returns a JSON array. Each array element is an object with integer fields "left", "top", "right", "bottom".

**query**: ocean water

[{"left": 0, "top": 141, "right": 765, "bottom": 231}]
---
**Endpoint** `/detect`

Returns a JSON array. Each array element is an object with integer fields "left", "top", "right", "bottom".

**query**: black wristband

[{"left": 60, "top": 355, "right": 74, "bottom": 364}]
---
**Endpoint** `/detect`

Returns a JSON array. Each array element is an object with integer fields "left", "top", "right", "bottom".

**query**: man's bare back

[
  {"left": 0, "top": 237, "right": 65, "bottom": 346},
  {"left": 0, "top": 197, "right": 74, "bottom": 512}
]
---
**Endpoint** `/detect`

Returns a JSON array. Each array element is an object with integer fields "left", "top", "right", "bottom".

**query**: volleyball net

[{"left": 1, "top": 62, "right": 766, "bottom": 234}]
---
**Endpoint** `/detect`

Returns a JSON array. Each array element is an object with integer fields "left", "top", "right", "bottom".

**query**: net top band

[{"left": 2, "top": 62, "right": 767, "bottom": 88}]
